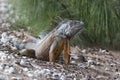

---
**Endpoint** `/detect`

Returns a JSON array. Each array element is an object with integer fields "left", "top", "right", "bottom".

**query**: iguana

[{"left": 20, "top": 20, "right": 84, "bottom": 65}]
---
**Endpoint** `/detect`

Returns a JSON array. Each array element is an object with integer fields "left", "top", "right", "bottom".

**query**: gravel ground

[{"left": 0, "top": 28, "right": 120, "bottom": 80}]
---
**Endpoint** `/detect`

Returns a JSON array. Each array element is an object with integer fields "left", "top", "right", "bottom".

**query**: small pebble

[
  {"left": 26, "top": 71, "right": 34, "bottom": 77},
  {"left": 20, "top": 59, "right": 26, "bottom": 65},
  {"left": 23, "top": 68, "right": 29, "bottom": 72},
  {"left": 4, "top": 66, "right": 15, "bottom": 74},
  {"left": 81, "top": 49, "right": 86, "bottom": 53},
  {"left": 11, "top": 77, "right": 22, "bottom": 80},
  {"left": 1, "top": 54, "right": 8, "bottom": 61},
  {"left": 87, "top": 59, "right": 94, "bottom": 66},
  {"left": 105, "top": 67, "right": 110, "bottom": 71}
]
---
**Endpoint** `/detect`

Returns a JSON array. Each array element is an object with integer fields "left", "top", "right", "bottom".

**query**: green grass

[{"left": 10, "top": 0, "right": 120, "bottom": 50}]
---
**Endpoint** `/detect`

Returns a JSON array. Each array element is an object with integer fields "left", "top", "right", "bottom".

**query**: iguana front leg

[
  {"left": 49, "top": 40, "right": 57, "bottom": 63},
  {"left": 49, "top": 36, "right": 70, "bottom": 65},
  {"left": 63, "top": 39, "right": 70, "bottom": 64},
  {"left": 49, "top": 37, "right": 64, "bottom": 63}
]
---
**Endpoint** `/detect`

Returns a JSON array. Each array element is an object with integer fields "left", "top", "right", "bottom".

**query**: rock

[
  {"left": 0, "top": 53, "right": 8, "bottom": 61},
  {"left": 78, "top": 55, "right": 87, "bottom": 62},
  {"left": 0, "top": 75, "right": 8, "bottom": 80},
  {"left": 96, "top": 62, "right": 101, "bottom": 66},
  {"left": 96, "top": 75, "right": 109, "bottom": 80},
  {"left": 81, "top": 49, "right": 86, "bottom": 53},
  {"left": 113, "top": 72, "right": 120, "bottom": 80},
  {"left": 20, "top": 59, "right": 26, "bottom": 65},
  {"left": 34, "top": 69, "right": 43, "bottom": 77},
  {"left": 0, "top": 51, "right": 6, "bottom": 57},
  {"left": 1, "top": 32, "right": 10, "bottom": 43},
  {"left": 70, "top": 60, "right": 76, "bottom": 64},
  {"left": 105, "top": 67, "right": 110, "bottom": 71},
  {"left": 78, "top": 63, "right": 88, "bottom": 69},
  {"left": 26, "top": 71, "right": 34, "bottom": 78},
  {"left": 0, "top": 63, "right": 5, "bottom": 70},
  {"left": 87, "top": 59, "right": 94, "bottom": 67},
  {"left": 4, "top": 66, "right": 15, "bottom": 74},
  {"left": 71, "top": 54, "right": 87, "bottom": 63},
  {"left": 98, "top": 49, "right": 110, "bottom": 54},
  {"left": 11, "top": 77, "right": 22, "bottom": 80},
  {"left": 7, "top": 54, "right": 15, "bottom": 61},
  {"left": 71, "top": 54, "right": 79, "bottom": 60},
  {"left": 110, "top": 63, "right": 116, "bottom": 67},
  {"left": 23, "top": 68, "right": 29, "bottom": 72},
  {"left": 11, "top": 46, "right": 17, "bottom": 50}
]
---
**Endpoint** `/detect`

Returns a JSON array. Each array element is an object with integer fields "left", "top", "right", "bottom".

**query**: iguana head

[{"left": 56, "top": 20, "right": 84, "bottom": 39}]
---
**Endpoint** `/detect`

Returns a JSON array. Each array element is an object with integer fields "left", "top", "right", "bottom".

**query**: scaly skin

[{"left": 19, "top": 20, "right": 83, "bottom": 65}]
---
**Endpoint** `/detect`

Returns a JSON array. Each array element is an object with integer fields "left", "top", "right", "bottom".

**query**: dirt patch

[{"left": 0, "top": 28, "right": 120, "bottom": 80}]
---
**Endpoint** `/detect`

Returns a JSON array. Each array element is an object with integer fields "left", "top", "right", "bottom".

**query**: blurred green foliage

[{"left": 10, "top": 0, "right": 120, "bottom": 49}]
